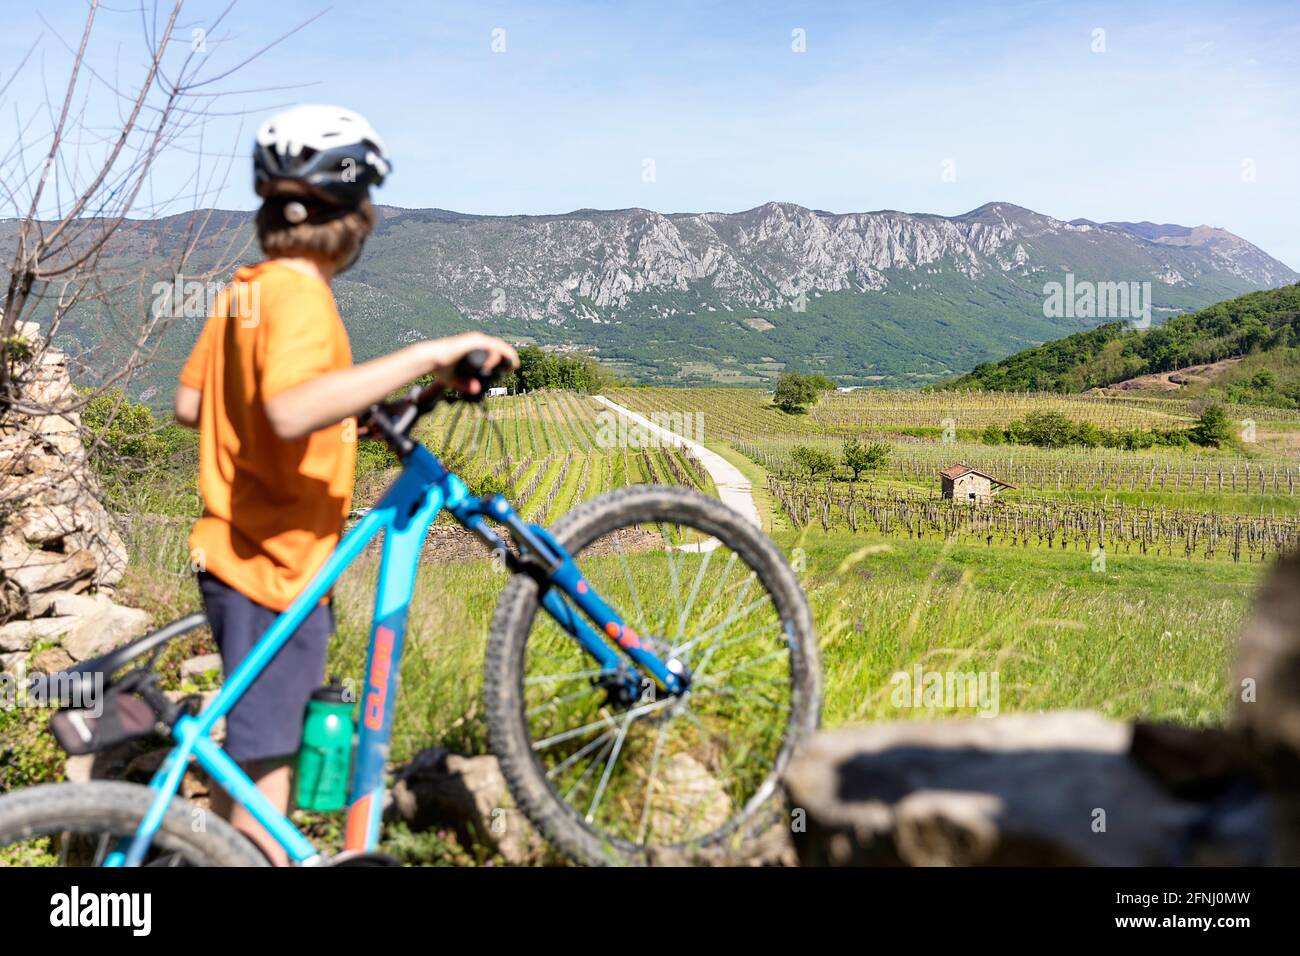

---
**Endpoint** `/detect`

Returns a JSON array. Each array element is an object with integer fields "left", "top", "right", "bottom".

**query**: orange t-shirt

[{"left": 179, "top": 260, "right": 356, "bottom": 612}]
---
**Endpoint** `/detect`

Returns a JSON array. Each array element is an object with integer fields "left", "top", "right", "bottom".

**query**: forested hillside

[{"left": 949, "top": 284, "right": 1300, "bottom": 404}]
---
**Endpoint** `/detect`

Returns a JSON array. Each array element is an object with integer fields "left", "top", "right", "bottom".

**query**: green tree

[
  {"left": 1012, "top": 411, "right": 1075, "bottom": 448},
  {"left": 79, "top": 389, "right": 197, "bottom": 507},
  {"left": 82, "top": 389, "right": 195, "bottom": 476},
  {"left": 842, "top": 438, "right": 889, "bottom": 480},
  {"left": 1190, "top": 404, "right": 1232, "bottom": 447},
  {"left": 791, "top": 444, "right": 836, "bottom": 478},
  {"left": 774, "top": 373, "right": 819, "bottom": 413},
  {"left": 1072, "top": 421, "right": 1104, "bottom": 448},
  {"left": 500, "top": 345, "right": 619, "bottom": 393}
]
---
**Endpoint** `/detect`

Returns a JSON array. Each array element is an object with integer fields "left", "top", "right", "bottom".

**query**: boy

[{"left": 174, "top": 105, "right": 517, "bottom": 864}]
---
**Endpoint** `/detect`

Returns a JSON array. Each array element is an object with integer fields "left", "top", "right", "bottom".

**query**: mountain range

[{"left": 29, "top": 200, "right": 1300, "bottom": 397}]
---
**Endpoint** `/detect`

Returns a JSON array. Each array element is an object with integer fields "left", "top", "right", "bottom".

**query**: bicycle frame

[{"left": 108, "top": 441, "right": 688, "bottom": 866}]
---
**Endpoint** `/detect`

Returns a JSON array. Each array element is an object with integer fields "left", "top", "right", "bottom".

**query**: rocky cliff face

[
  {"left": 404, "top": 201, "right": 1296, "bottom": 324},
  {"left": 0, "top": 321, "right": 147, "bottom": 674}
]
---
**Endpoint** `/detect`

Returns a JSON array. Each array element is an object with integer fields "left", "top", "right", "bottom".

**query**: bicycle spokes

[{"left": 520, "top": 519, "right": 793, "bottom": 849}]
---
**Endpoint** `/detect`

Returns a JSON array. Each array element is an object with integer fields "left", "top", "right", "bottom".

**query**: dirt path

[
  {"left": 1100, "top": 357, "right": 1241, "bottom": 394},
  {"left": 591, "top": 395, "right": 761, "bottom": 539}
]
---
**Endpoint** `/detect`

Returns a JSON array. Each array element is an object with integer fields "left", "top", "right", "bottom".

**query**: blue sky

[{"left": 5, "top": 0, "right": 1299, "bottom": 267}]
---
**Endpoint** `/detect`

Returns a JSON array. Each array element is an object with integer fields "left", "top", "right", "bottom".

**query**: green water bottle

[{"left": 296, "top": 677, "right": 353, "bottom": 812}]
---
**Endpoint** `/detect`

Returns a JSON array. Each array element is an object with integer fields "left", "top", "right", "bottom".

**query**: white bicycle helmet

[{"left": 254, "top": 105, "right": 391, "bottom": 207}]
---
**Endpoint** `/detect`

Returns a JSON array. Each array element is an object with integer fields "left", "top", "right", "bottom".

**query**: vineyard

[
  {"left": 414, "top": 391, "right": 714, "bottom": 523},
  {"left": 768, "top": 477, "right": 1300, "bottom": 562},
  {"left": 739, "top": 440, "right": 1300, "bottom": 497},
  {"left": 384, "top": 384, "right": 1300, "bottom": 560},
  {"left": 604, "top": 386, "right": 1300, "bottom": 442}
]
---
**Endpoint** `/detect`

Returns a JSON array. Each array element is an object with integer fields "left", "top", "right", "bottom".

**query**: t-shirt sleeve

[
  {"left": 259, "top": 283, "right": 345, "bottom": 399},
  {"left": 178, "top": 319, "right": 212, "bottom": 390}
]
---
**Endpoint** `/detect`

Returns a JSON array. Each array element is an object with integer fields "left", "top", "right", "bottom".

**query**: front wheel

[
  {"left": 485, "top": 485, "right": 820, "bottom": 866},
  {"left": 0, "top": 782, "right": 268, "bottom": 867}
]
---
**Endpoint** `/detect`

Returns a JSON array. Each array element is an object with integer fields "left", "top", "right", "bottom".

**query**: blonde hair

[{"left": 256, "top": 195, "right": 376, "bottom": 266}]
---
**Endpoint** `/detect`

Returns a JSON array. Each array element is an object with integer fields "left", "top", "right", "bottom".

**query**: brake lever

[{"left": 359, "top": 384, "right": 436, "bottom": 438}]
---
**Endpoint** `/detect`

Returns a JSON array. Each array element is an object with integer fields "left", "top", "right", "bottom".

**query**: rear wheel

[
  {"left": 485, "top": 485, "right": 820, "bottom": 866},
  {"left": 0, "top": 782, "right": 267, "bottom": 867}
]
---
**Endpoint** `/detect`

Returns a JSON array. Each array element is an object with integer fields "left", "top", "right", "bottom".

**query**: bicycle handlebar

[
  {"left": 359, "top": 348, "right": 507, "bottom": 456},
  {"left": 453, "top": 348, "right": 498, "bottom": 402}
]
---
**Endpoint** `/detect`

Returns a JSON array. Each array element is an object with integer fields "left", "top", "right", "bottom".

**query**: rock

[
  {"left": 0, "top": 324, "right": 129, "bottom": 610},
  {"left": 1, "top": 651, "right": 25, "bottom": 675},
  {"left": 66, "top": 507, "right": 127, "bottom": 588},
  {"left": 390, "top": 747, "right": 545, "bottom": 865},
  {"left": 740, "top": 819, "right": 800, "bottom": 867},
  {"left": 62, "top": 603, "right": 151, "bottom": 662},
  {"left": 12, "top": 504, "right": 78, "bottom": 546},
  {"left": 1233, "top": 552, "right": 1300, "bottom": 863},
  {"left": 646, "top": 752, "right": 733, "bottom": 841},
  {"left": 644, "top": 817, "right": 798, "bottom": 867},
  {"left": 1, "top": 549, "right": 97, "bottom": 598},
  {"left": 124, "top": 748, "right": 209, "bottom": 799},
  {"left": 0, "top": 616, "right": 80, "bottom": 652},
  {"left": 30, "top": 646, "right": 74, "bottom": 674},
  {"left": 390, "top": 746, "right": 753, "bottom": 866},
  {"left": 180, "top": 653, "right": 222, "bottom": 680},
  {"left": 64, "top": 754, "right": 95, "bottom": 784},
  {"left": 28, "top": 589, "right": 112, "bottom": 619},
  {"left": 783, "top": 712, "right": 1272, "bottom": 866},
  {"left": 1130, "top": 721, "right": 1254, "bottom": 799}
]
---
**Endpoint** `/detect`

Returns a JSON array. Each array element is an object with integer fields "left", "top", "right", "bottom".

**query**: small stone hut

[{"left": 939, "top": 464, "right": 1012, "bottom": 504}]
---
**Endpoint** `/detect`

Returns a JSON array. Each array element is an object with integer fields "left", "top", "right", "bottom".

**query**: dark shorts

[{"left": 197, "top": 572, "right": 332, "bottom": 763}]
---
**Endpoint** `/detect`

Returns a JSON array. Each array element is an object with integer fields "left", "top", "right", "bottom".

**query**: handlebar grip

[
  {"left": 454, "top": 348, "right": 491, "bottom": 380},
  {"left": 454, "top": 348, "right": 500, "bottom": 402}
]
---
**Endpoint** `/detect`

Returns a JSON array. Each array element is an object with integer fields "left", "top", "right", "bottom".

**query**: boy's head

[
  {"left": 255, "top": 192, "right": 376, "bottom": 268},
  {"left": 252, "top": 105, "right": 391, "bottom": 270}
]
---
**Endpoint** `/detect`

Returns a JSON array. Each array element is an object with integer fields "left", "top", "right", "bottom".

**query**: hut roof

[{"left": 938, "top": 464, "right": 1014, "bottom": 489}]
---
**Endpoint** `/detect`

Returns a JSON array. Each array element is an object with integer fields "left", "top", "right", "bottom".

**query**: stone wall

[{"left": 1, "top": 320, "right": 147, "bottom": 674}]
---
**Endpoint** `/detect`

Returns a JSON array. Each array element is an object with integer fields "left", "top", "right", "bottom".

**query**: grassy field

[{"left": 3, "top": 384, "right": 1290, "bottom": 864}]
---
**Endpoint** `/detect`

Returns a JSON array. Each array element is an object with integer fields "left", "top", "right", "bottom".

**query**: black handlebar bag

[{"left": 48, "top": 676, "right": 164, "bottom": 756}]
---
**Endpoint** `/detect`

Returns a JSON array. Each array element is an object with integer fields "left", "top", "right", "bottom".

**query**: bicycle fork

[{"left": 454, "top": 492, "right": 692, "bottom": 696}]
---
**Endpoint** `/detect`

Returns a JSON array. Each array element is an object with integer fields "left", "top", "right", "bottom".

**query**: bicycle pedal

[{"left": 325, "top": 850, "right": 404, "bottom": 867}]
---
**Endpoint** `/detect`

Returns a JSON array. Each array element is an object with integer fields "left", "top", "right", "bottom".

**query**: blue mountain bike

[{"left": 0, "top": 352, "right": 820, "bottom": 866}]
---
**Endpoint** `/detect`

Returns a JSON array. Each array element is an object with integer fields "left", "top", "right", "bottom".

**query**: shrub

[
  {"left": 774, "top": 373, "right": 821, "bottom": 413},
  {"left": 1015, "top": 411, "right": 1075, "bottom": 448},
  {"left": 1190, "top": 404, "right": 1232, "bottom": 448},
  {"left": 81, "top": 389, "right": 197, "bottom": 496}
]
